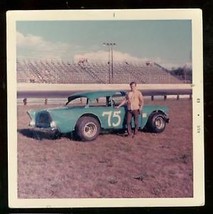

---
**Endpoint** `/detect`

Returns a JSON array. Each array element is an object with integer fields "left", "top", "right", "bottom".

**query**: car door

[
  {"left": 89, "top": 96, "right": 126, "bottom": 129},
  {"left": 101, "top": 95, "right": 126, "bottom": 129},
  {"left": 101, "top": 105, "right": 126, "bottom": 129}
]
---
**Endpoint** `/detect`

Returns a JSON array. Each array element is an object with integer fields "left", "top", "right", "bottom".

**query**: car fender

[
  {"left": 140, "top": 106, "right": 169, "bottom": 129},
  {"left": 48, "top": 110, "right": 80, "bottom": 133}
]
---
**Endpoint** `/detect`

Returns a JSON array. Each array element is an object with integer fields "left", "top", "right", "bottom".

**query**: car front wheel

[
  {"left": 147, "top": 112, "right": 167, "bottom": 133},
  {"left": 75, "top": 116, "right": 100, "bottom": 141}
]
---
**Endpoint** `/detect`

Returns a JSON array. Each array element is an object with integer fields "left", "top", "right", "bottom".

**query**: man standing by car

[{"left": 116, "top": 81, "right": 144, "bottom": 137}]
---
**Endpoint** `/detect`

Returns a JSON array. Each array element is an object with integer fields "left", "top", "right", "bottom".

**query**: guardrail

[{"left": 17, "top": 83, "right": 192, "bottom": 105}]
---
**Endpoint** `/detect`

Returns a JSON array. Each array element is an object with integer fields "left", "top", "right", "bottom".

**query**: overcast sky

[{"left": 16, "top": 20, "right": 192, "bottom": 69}]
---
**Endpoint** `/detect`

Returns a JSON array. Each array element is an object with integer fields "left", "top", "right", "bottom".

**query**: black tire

[
  {"left": 75, "top": 116, "right": 100, "bottom": 141},
  {"left": 147, "top": 112, "right": 167, "bottom": 133}
]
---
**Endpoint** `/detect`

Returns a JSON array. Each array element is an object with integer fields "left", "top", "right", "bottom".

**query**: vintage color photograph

[{"left": 7, "top": 9, "right": 204, "bottom": 208}]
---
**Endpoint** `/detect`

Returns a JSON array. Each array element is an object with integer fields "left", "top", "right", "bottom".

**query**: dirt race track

[{"left": 17, "top": 99, "right": 193, "bottom": 199}]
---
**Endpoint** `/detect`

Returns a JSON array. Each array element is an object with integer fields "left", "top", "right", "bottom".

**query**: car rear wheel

[
  {"left": 75, "top": 116, "right": 100, "bottom": 141},
  {"left": 147, "top": 112, "right": 166, "bottom": 133}
]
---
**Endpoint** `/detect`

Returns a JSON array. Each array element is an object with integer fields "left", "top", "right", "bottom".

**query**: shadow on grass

[
  {"left": 18, "top": 128, "right": 63, "bottom": 141},
  {"left": 18, "top": 128, "right": 86, "bottom": 142},
  {"left": 18, "top": 128, "right": 146, "bottom": 142}
]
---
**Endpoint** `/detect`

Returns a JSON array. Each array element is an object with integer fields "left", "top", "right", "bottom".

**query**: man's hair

[{"left": 130, "top": 81, "right": 137, "bottom": 86}]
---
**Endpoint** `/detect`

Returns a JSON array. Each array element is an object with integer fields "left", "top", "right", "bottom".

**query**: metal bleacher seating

[{"left": 17, "top": 59, "right": 184, "bottom": 84}]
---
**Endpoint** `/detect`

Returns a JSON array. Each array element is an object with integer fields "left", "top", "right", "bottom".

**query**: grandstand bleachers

[{"left": 17, "top": 59, "right": 186, "bottom": 84}]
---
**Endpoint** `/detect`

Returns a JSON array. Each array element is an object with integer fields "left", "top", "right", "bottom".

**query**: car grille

[{"left": 36, "top": 111, "right": 52, "bottom": 128}]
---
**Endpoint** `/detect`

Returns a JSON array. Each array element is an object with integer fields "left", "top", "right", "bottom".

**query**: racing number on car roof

[{"left": 102, "top": 110, "right": 121, "bottom": 127}]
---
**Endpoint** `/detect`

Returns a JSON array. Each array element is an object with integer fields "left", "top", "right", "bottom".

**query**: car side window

[
  {"left": 112, "top": 94, "right": 125, "bottom": 107},
  {"left": 107, "top": 97, "right": 115, "bottom": 107},
  {"left": 89, "top": 97, "right": 108, "bottom": 107}
]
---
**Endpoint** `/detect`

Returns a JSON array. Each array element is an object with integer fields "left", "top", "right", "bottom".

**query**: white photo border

[{"left": 7, "top": 9, "right": 204, "bottom": 208}]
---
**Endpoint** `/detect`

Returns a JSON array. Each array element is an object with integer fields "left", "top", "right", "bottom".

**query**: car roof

[{"left": 67, "top": 90, "right": 126, "bottom": 104}]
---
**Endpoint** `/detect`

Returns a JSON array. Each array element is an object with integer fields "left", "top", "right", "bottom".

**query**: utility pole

[{"left": 103, "top": 42, "right": 116, "bottom": 84}]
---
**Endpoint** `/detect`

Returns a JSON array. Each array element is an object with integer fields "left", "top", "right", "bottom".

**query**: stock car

[{"left": 28, "top": 90, "right": 169, "bottom": 141}]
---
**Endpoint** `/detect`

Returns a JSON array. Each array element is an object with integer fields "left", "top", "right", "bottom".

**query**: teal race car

[{"left": 28, "top": 90, "right": 169, "bottom": 141}]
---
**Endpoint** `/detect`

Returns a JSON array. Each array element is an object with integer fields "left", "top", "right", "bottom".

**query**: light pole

[{"left": 103, "top": 42, "right": 116, "bottom": 84}]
